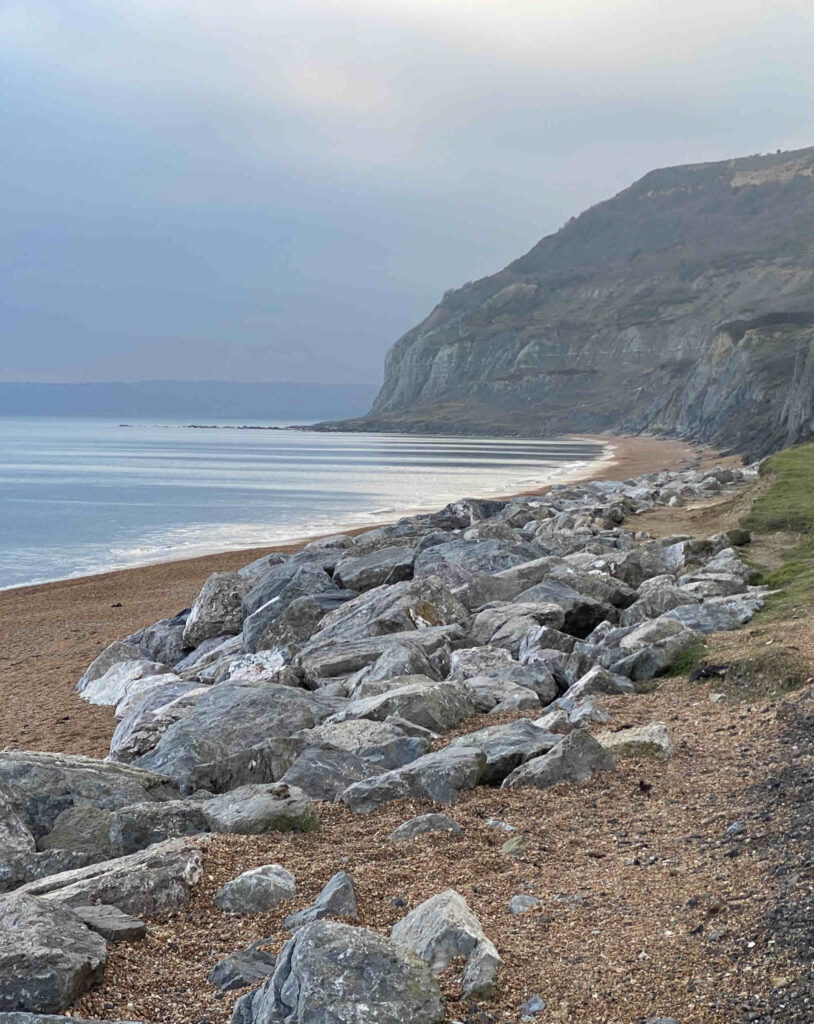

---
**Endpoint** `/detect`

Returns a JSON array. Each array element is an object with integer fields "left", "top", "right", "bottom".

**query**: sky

[{"left": 2, "top": 0, "right": 813, "bottom": 387}]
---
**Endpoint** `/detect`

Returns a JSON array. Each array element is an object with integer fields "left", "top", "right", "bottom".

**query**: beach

[{"left": 0, "top": 433, "right": 719, "bottom": 758}]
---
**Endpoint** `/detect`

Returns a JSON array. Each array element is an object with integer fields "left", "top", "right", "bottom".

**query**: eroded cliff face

[{"left": 355, "top": 147, "right": 814, "bottom": 459}]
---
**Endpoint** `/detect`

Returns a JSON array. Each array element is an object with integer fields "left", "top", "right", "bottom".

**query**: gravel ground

[{"left": 75, "top": 676, "right": 814, "bottom": 1024}]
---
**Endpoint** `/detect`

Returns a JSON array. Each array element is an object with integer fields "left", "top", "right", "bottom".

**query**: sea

[{"left": 0, "top": 417, "right": 607, "bottom": 590}]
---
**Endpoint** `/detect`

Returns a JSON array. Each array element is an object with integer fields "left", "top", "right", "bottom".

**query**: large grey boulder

[
  {"left": 610, "top": 629, "right": 701, "bottom": 682},
  {"left": 449, "top": 720, "right": 561, "bottom": 784},
  {"left": 214, "top": 864, "right": 296, "bottom": 914},
  {"left": 301, "top": 719, "right": 430, "bottom": 771},
  {"left": 564, "top": 665, "right": 635, "bottom": 700},
  {"left": 203, "top": 783, "right": 320, "bottom": 835},
  {"left": 109, "top": 681, "right": 207, "bottom": 763},
  {"left": 131, "top": 612, "right": 190, "bottom": 666},
  {"left": 0, "top": 1016, "right": 140, "bottom": 1024},
  {"left": 471, "top": 603, "right": 565, "bottom": 651},
  {"left": 283, "top": 871, "right": 358, "bottom": 930},
  {"left": 76, "top": 640, "right": 146, "bottom": 694},
  {"left": 596, "top": 722, "right": 673, "bottom": 759},
  {"left": 280, "top": 744, "right": 377, "bottom": 802},
  {"left": 619, "top": 616, "right": 687, "bottom": 652},
  {"left": 0, "top": 894, "right": 107, "bottom": 1013},
  {"left": 78, "top": 660, "right": 176, "bottom": 708},
  {"left": 71, "top": 903, "right": 146, "bottom": 942},
  {"left": 620, "top": 587, "right": 700, "bottom": 626},
  {"left": 245, "top": 591, "right": 357, "bottom": 652},
  {"left": 310, "top": 578, "right": 468, "bottom": 645},
  {"left": 447, "top": 646, "right": 558, "bottom": 704},
  {"left": 512, "top": 579, "right": 610, "bottom": 637},
  {"left": 241, "top": 920, "right": 444, "bottom": 1024},
  {"left": 38, "top": 805, "right": 116, "bottom": 862},
  {"left": 0, "top": 752, "right": 179, "bottom": 840},
  {"left": 663, "top": 593, "right": 763, "bottom": 633},
  {"left": 108, "top": 800, "right": 210, "bottom": 855},
  {"left": 0, "top": 851, "right": 92, "bottom": 898},
  {"left": 183, "top": 571, "right": 253, "bottom": 646},
  {"left": 414, "top": 538, "right": 541, "bottom": 588},
  {"left": 0, "top": 781, "right": 35, "bottom": 863},
  {"left": 340, "top": 747, "right": 485, "bottom": 813},
  {"left": 391, "top": 889, "right": 502, "bottom": 999},
  {"left": 295, "top": 625, "right": 466, "bottom": 685},
  {"left": 502, "top": 729, "right": 614, "bottom": 791},
  {"left": 242, "top": 562, "right": 334, "bottom": 620},
  {"left": 325, "top": 677, "right": 477, "bottom": 734},
  {"left": 242, "top": 570, "right": 342, "bottom": 652},
  {"left": 460, "top": 676, "right": 541, "bottom": 714},
  {"left": 334, "top": 545, "right": 415, "bottom": 591},
  {"left": 133, "top": 684, "right": 338, "bottom": 793},
  {"left": 16, "top": 837, "right": 204, "bottom": 916},
  {"left": 174, "top": 634, "right": 243, "bottom": 680}
]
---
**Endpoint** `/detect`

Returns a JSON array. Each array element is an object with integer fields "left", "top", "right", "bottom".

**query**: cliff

[{"left": 344, "top": 147, "right": 814, "bottom": 459}]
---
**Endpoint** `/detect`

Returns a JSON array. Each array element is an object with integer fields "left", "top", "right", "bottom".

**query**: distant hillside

[
  {"left": 335, "top": 146, "right": 814, "bottom": 459},
  {"left": 0, "top": 380, "right": 379, "bottom": 421}
]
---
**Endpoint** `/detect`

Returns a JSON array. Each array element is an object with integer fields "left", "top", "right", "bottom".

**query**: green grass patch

[
  {"left": 743, "top": 442, "right": 814, "bottom": 535},
  {"left": 665, "top": 638, "right": 708, "bottom": 677}
]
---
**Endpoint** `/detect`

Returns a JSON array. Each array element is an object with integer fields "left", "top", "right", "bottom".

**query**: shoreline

[{"left": 0, "top": 433, "right": 726, "bottom": 757}]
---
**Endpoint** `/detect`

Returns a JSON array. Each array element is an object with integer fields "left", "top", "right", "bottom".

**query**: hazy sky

[{"left": 2, "top": 0, "right": 813, "bottom": 386}]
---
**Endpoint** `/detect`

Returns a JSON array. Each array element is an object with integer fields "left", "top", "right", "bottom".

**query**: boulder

[
  {"left": 214, "top": 865, "right": 297, "bottom": 914},
  {"left": 360, "top": 641, "right": 444, "bottom": 683},
  {"left": 619, "top": 616, "right": 687, "bottom": 652},
  {"left": 280, "top": 744, "right": 377, "bottom": 802},
  {"left": 209, "top": 938, "right": 277, "bottom": 991},
  {"left": 0, "top": 780, "right": 35, "bottom": 862},
  {"left": 283, "top": 871, "right": 358, "bottom": 930},
  {"left": 183, "top": 572, "right": 253, "bottom": 646},
  {"left": 16, "top": 837, "right": 204, "bottom": 916},
  {"left": 389, "top": 814, "right": 463, "bottom": 842},
  {"left": 0, "top": 894, "right": 107, "bottom": 1013},
  {"left": 109, "top": 681, "right": 207, "bottom": 763},
  {"left": 295, "top": 625, "right": 466, "bottom": 685},
  {"left": 414, "top": 538, "right": 541, "bottom": 588},
  {"left": 71, "top": 903, "right": 146, "bottom": 942},
  {"left": 246, "top": 591, "right": 357, "bottom": 652},
  {"left": 301, "top": 719, "right": 430, "bottom": 771},
  {"left": 133, "top": 684, "right": 338, "bottom": 793},
  {"left": 502, "top": 729, "right": 615, "bottom": 791},
  {"left": 237, "top": 551, "right": 288, "bottom": 582},
  {"left": 447, "top": 646, "right": 558, "bottom": 703},
  {"left": 242, "top": 920, "right": 444, "bottom": 1024},
  {"left": 610, "top": 629, "right": 701, "bottom": 683},
  {"left": 325, "top": 678, "right": 477, "bottom": 734},
  {"left": 78, "top": 660, "right": 176, "bottom": 708},
  {"left": 242, "top": 570, "right": 342, "bottom": 652},
  {"left": 512, "top": 579, "right": 610, "bottom": 638},
  {"left": 38, "top": 805, "right": 116, "bottom": 861},
  {"left": 341, "top": 747, "right": 485, "bottom": 813},
  {"left": 0, "top": 751, "right": 179, "bottom": 841},
  {"left": 310, "top": 578, "right": 468, "bottom": 645},
  {"left": 449, "top": 720, "right": 562, "bottom": 784},
  {"left": 175, "top": 634, "right": 243, "bottom": 680},
  {"left": 564, "top": 665, "right": 635, "bottom": 700},
  {"left": 203, "top": 783, "right": 320, "bottom": 835},
  {"left": 108, "top": 800, "right": 210, "bottom": 855},
  {"left": 76, "top": 640, "right": 146, "bottom": 694},
  {"left": 391, "top": 889, "right": 502, "bottom": 999},
  {"left": 596, "top": 722, "right": 673, "bottom": 759},
  {"left": 471, "top": 603, "right": 565, "bottom": 649},
  {"left": 461, "top": 676, "right": 542, "bottom": 714},
  {"left": 0, "top": 851, "right": 92, "bottom": 897},
  {"left": 334, "top": 545, "right": 415, "bottom": 591},
  {"left": 663, "top": 594, "right": 763, "bottom": 633},
  {"left": 242, "top": 562, "right": 334, "bottom": 620},
  {"left": 132, "top": 613, "right": 190, "bottom": 666},
  {"left": 620, "top": 587, "right": 700, "bottom": 626}
]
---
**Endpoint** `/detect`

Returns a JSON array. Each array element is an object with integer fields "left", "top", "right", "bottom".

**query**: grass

[
  {"left": 665, "top": 638, "right": 708, "bottom": 677},
  {"left": 741, "top": 442, "right": 814, "bottom": 619}
]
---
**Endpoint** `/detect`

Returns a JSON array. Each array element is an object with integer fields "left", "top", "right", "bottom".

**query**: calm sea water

[{"left": 0, "top": 418, "right": 606, "bottom": 590}]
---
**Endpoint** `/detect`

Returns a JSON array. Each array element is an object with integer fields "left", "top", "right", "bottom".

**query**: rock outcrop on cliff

[{"left": 349, "top": 147, "right": 814, "bottom": 459}]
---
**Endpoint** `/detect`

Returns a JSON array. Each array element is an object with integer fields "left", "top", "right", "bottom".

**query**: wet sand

[{"left": 0, "top": 433, "right": 716, "bottom": 757}]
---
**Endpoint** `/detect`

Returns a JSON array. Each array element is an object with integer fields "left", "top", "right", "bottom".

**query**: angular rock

[
  {"left": 132, "top": 613, "right": 190, "bottom": 666},
  {"left": 0, "top": 751, "right": 179, "bottom": 840},
  {"left": 0, "top": 780, "right": 35, "bottom": 862},
  {"left": 246, "top": 591, "right": 357, "bottom": 652},
  {"left": 108, "top": 800, "right": 210, "bottom": 855},
  {"left": 133, "top": 683, "right": 337, "bottom": 793},
  {"left": 0, "top": 894, "right": 107, "bottom": 1013},
  {"left": 280, "top": 744, "right": 377, "bottom": 802},
  {"left": 508, "top": 894, "right": 539, "bottom": 914},
  {"left": 244, "top": 920, "right": 444, "bottom": 1024},
  {"left": 326, "top": 677, "right": 477, "bottom": 734},
  {"left": 596, "top": 722, "right": 673, "bottom": 759},
  {"left": 214, "top": 864, "right": 296, "bottom": 914},
  {"left": 564, "top": 665, "right": 635, "bottom": 700},
  {"left": 38, "top": 805, "right": 115, "bottom": 861},
  {"left": 341, "top": 747, "right": 485, "bottom": 813},
  {"left": 79, "top": 660, "right": 175, "bottom": 708},
  {"left": 17, "top": 838, "right": 204, "bottom": 916},
  {"left": 76, "top": 640, "right": 146, "bottom": 694},
  {"left": 334, "top": 545, "right": 415, "bottom": 591},
  {"left": 449, "top": 720, "right": 561, "bottom": 784},
  {"left": 391, "top": 889, "right": 503, "bottom": 999},
  {"left": 663, "top": 594, "right": 763, "bottom": 633},
  {"left": 389, "top": 814, "right": 463, "bottom": 842},
  {"left": 183, "top": 571, "right": 253, "bottom": 646},
  {"left": 203, "top": 783, "right": 320, "bottom": 835},
  {"left": 242, "top": 569, "right": 341, "bottom": 652},
  {"left": 242, "top": 562, "right": 334, "bottom": 620},
  {"left": 512, "top": 579, "right": 610, "bottom": 637},
  {"left": 610, "top": 629, "right": 702, "bottom": 683},
  {"left": 109, "top": 681, "right": 207, "bottom": 763},
  {"left": 302, "top": 719, "right": 430, "bottom": 771},
  {"left": 71, "top": 903, "right": 146, "bottom": 942},
  {"left": 502, "top": 729, "right": 614, "bottom": 790},
  {"left": 209, "top": 938, "right": 277, "bottom": 991},
  {"left": 283, "top": 871, "right": 358, "bottom": 930},
  {"left": 414, "top": 538, "right": 541, "bottom": 588},
  {"left": 461, "top": 676, "right": 542, "bottom": 714}
]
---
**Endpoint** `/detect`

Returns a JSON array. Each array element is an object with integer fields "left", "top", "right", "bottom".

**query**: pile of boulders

[{"left": 0, "top": 463, "right": 758, "bottom": 1022}]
